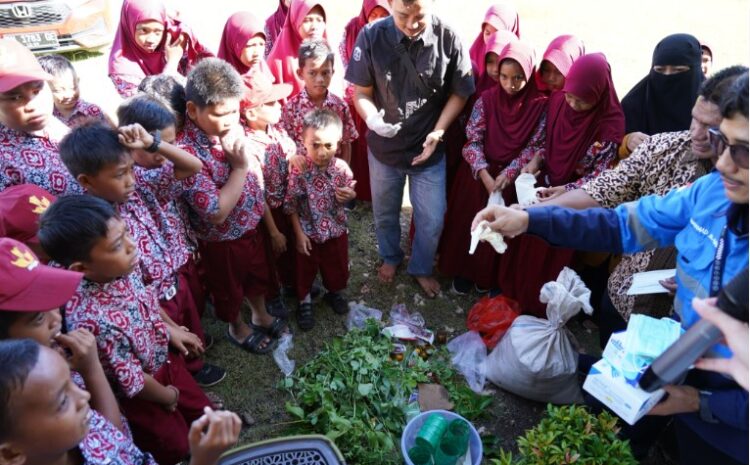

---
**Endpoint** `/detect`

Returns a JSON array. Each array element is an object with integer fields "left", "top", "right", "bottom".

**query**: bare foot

[
  {"left": 415, "top": 276, "right": 441, "bottom": 298},
  {"left": 378, "top": 262, "right": 398, "bottom": 283}
]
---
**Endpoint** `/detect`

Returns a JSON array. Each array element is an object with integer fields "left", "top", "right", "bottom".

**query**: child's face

[
  {"left": 240, "top": 34, "right": 266, "bottom": 69},
  {"left": 564, "top": 92, "right": 595, "bottom": 112},
  {"left": 485, "top": 52, "right": 500, "bottom": 82},
  {"left": 482, "top": 22, "right": 498, "bottom": 43},
  {"left": 2, "top": 346, "right": 91, "bottom": 462},
  {"left": 134, "top": 20, "right": 165, "bottom": 53},
  {"left": 499, "top": 59, "right": 527, "bottom": 96},
  {"left": 367, "top": 6, "right": 389, "bottom": 23},
  {"left": 77, "top": 217, "right": 139, "bottom": 282},
  {"left": 79, "top": 154, "right": 135, "bottom": 204},
  {"left": 303, "top": 125, "right": 341, "bottom": 168},
  {"left": 187, "top": 98, "right": 240, "bottom": 137},
  {"left": 47, "top": 71, "right": 79, "bottom": 112},
  {"left": 3, "top": 310, "right": 62, "bottom": 350},
  {"left": 245, "top": 101, "right": 282, "bottom": 127},
  {"left": 0, "top": 81, "right": 53, "bottom": 133},
  {"left": 298, "top": 6, "right": 325, "bottom": 40},
  {"left": 131, "top": 125, "right": 177, "bottom": 169},
  {"left": 540, "top": 60, "right": 565, "bottom": 91},
  {"left": 298, "top": 57, "right": 333, "bottom": 101}
]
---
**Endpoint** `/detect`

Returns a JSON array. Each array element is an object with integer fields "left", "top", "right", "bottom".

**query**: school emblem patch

[{"left": 353, "top": 46, "right": 362, "bottom": 62}]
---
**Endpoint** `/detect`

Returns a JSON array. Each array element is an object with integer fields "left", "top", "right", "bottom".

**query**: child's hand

[
  {"left": 188, "top": 407, "right": 241, "bottom": 465},
  {"left": 169, "top": 326, "right": 205, "bottom": 358},
  {"left": 118, "top": 123, "right": 154, "bottom": 150},
  {"left": 536, "top": 186, "right": 565, "bottom": 202},
  {"left": 296, "top": 232, "right": 312, "bottom": 256},
  {"left": 220, "top": 130, "right": 249, "bottom": 171},
  {"left": 164, "top": 385, "right": 180, "bottom": 412},
  {"left": 271, "top": 231, "right": 287, "bottom": 254},
  {"left": 493, "top": 173, "right": 509, "bottom": 192},
  {"left": 55, "top": 329, "right": 99, "bottom": 375},
  {"left": 335, "top": 181, "right": 357, "bottom": 204},
  {"left": 521, "top": 153, "right": 542, "bottom": 177},
  {"left": 288, "top": 154, "right": 308, "bottom": 173},
  {"left": 165, "top": 33, "right": 186, "bottom": 66}
]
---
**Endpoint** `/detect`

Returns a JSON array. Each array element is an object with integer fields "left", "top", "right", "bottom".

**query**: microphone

[{"left": 638, "top": 267, "right": 749, "bottom": 392}]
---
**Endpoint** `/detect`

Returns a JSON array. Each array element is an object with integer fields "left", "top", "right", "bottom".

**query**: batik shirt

[
  {"left": 284, "top": 158, "right": 353, "bottom": 243},
  {"left": 0, "top": 119, "right": 82, "bottom": 195},
  {"left": 245, "top": 123, "right": 296, "bottom": 210},
  {"left": 556, "top": 141, "right": 618, "bottom": 190},
  {"left": 53, "top": 99, "right": 106, "bottom": 128},
  {"left": 462, "top": 98, "right": 547, "bottom": 180},
  {"left": 178, "top": 118, "right": 265, "bottom": 242},
  {"left": 80, "top": 409, "right": 157, "bottom": 465},
  {"left": 65, "top": 272, "right": 169, "bottom": 398},
  {"left": 281, "top": 89, "right": 359, "bottom": 157}
]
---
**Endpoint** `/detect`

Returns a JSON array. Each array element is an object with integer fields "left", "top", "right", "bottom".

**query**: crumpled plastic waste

[
  {"left": 469, "top": 220, "right": 507, "bottom": 254},
  {"left": 515, "top": 173, "right": 543, "bottom": 206},
  {"left": 346, "top": 302, "right": 383, "bottom": 330},
  {"left": 273, "top": 333, "right": 295, "bottom": 377},
  {"left": 383, "top": 304, "right": 434, "bottom": 344}
]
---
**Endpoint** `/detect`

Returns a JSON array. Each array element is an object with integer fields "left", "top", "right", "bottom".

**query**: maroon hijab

[
  {"left": 474, "top": 30, "right": 518, "bottom": 96},
  {"left": 265, "top": 0, "right": 289, "bottom": 50},
  {"left": 544, "top": 53, "right": 625, "bottom": 185},
  {"left": 217, "top": 11, "right": 272, "bottom": 78},
  {"left": 468, "top": 4, "right": 521, "bottom": 79},
  {"left": 343, "top": 0, "right": 390, "bottom": 60},
  {"left": 481, "top": 40, "right": 548, "bottom": 165}
]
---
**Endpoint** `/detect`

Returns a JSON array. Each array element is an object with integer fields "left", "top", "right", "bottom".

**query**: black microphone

[{"left": 639, "top": 267, "right": 749, "bottom": 392}]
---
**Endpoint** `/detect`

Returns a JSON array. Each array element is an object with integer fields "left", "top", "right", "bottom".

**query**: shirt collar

[{"left": 53, "top": 100, "right": 84, "bottom": 121}]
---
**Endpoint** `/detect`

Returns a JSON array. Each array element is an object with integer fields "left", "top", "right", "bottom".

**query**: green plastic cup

[
  {"left": 415, "top": 413, "right": 450, "bottom": 453},
  {"left": 433, "top": 440, "right": 462, "bottom": 465},
  {"left": 408, "top": 445, "right": 433, "bottom": 465},
  {"left": 443, "top": 419, "right": 471, "bottom": 455}
]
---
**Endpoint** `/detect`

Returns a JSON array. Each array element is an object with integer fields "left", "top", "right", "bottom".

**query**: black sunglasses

[{"left": 708, "top": 127, "right": 749, "bottom": 169}]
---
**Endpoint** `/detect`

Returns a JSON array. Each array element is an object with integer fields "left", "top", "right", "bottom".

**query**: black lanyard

[{"left": 709, "top": 225, "right": 729, "bottom": 297}]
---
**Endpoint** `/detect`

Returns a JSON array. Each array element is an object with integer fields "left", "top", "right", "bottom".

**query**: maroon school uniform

[
  {"left": 284, "top": 157, "right": 352, "bottom": 299},
  {"left": 65, "top": 271, "right": 211, "bottom": 465},
  {"left": 0, "top": 119, "right": 83, "bottom": 195},
  {"left": 179, "top": 118, "right": 272, "bottom": 322},
  {"left": 53, "top": 99, "right": 106, "bottom": 128}
]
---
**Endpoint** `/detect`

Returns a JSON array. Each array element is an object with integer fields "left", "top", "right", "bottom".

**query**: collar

[
  {"left": 53, "top": 100, "right": 84, "bottom": 121},
  {"left": 727, "top": 203, "right": 749, "bottom": 237},
  {"left": 0, "top": 120, "right": 54, "bottom": 140},
  {"left": 388, "top": 14, "right": 436, "bottom": 47},
  {"left": 299, "top": 88, "right": 331, "bottom": 107}
]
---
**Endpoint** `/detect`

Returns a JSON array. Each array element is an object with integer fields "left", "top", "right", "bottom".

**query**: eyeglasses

[{"left": 708, "top": 127, "right": 749, "bottom": 169}]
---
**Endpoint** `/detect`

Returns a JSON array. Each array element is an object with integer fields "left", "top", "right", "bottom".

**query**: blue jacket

[{"left": 527, "top": 171, "right": 748, "bottom": 462}]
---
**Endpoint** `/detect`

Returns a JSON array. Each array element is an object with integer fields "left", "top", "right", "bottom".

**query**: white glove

[{"left": 366, "top": 109, "right": 402, "bottom": 138}]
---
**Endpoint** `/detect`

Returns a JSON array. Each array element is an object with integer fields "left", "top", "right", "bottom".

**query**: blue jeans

[{"left": 368, "top": 151, "right": 446, "bottom": 276}]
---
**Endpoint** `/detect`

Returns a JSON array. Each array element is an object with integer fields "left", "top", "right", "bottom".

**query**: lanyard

[{"left": 709, "top": 225, "right": 729, "bottom": 297}]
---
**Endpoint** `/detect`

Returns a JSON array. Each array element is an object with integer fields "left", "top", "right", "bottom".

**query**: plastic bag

[
  {"left": 515, "top": 173, "right": 543, "bottom": 206},
  {"left": 273, "top": 333, "right": 295, "bottom": 377},
  {"left": 346, "top": 302, "right": 383, "bottom": 330},
  {"left": 466, "top": 295, "right": 521, "bottom": 349},
  {"left": 486, "top": 267, "right": 593, "bottom": 404},
  {"left": 447, "top": 331, "right": 488, "bottom": 393}
]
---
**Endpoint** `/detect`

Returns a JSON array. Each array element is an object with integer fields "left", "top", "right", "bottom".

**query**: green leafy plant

[
  {"left": 491, "top": 405, "right": 637, "bottom": 465},
  {"left": 280, "top": 320, "right": 492, "bottom": 464}
]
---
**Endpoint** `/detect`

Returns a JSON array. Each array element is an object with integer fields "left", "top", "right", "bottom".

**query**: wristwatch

[
  {"left": 146, "top": 129, "right": 161, "bottom": 153},
  {"left": 698, "top": 390, "right": 718, "bottom": 423}
]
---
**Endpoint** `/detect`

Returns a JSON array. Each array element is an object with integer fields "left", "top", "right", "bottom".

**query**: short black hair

[
  {"left": 721, "top": 72, "right": 749, "bottom": 119},
  {"left": 185, "top": 58, "right": 243, "bottom": 109},
  {"left": 302, "top": 108, "right": 342, "bottom": 133},
  {"left": 0, "top": 339, "right": 39, "bottom": 441},
  {"left": 138, "top": 74, "right": 186, "bottom": 128},
  {"left": 298, "top": 39, "right": 334, "bottom": 69},
  {"left": 117, "top": 95, "right": 177, "bottom": 133},
  {"left": 38, "top": 195, "right": 117, "bottom": 267},
  {"left": 59, "top": 121, "right": 128, "bottom": 177},
  {"left": 699, "top": 65, "right": 748, "bottom": 106},
  {"left": 37, "top": 54, "right": 77, "bottom": 80},
  {"left": 0, "top": 312, "right": 29, "bottom": 339}
]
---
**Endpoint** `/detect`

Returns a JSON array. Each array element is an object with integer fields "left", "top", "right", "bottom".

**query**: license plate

[{"left": 7, "top": 31, "right": 59, "bottom": 50}]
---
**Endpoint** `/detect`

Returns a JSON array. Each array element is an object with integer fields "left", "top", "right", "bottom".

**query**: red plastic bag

[{"left": 466, "top": 295, "right": 521, "bottom": 349}]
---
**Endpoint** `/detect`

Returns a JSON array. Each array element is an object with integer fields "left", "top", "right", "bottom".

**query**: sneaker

[
  {"left": 450, "top": 277, "right": 472, "bottom": 295},
  {"left": 203, "top": 334, "right": 214, "bottom": 351},
  {"left": 323, "top": 292, "right": 349, "bottom": 315},
  {"left": 296, "top": 301, "right": 315, "bottom": 331},
  {"left": 192, "top": 363, "right": 227, "bottom": 387}
]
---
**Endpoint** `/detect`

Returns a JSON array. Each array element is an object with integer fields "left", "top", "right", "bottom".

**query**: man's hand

[
  {"left": 471, "top": 205, "right": 530, "bottom": 238},
  {"left": 188, "top": 407, "right": 241, "bottom": 465},
  {"left": 296, "top": 232, "right": 312, "bottom": 256},
  {"left": 659, "top": 276, "right": 678, "bottom": 296},
  {"left": 118, "top": 123, "right": 154, "bottom": 150},
  {"left": 648, "top": 385, "right": 700, "bottom": 416},
  {"left": 55, "top": 329, "right": 99, "bottom": 376},
  {"left": 365, "top": 109, "right": 402, "bottom": 138},
  {"left": 627, "top": 131, "right": 649, "bottom": 152},
  {"left": 411, "top": 130, "right": 443, "bottom": 166},
  {"left": 169, "top": 326, "right": 205, "bottom": 358}
]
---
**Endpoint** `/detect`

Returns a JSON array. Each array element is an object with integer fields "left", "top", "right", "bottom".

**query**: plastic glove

[{"left": 366, "top": 109, "right": 402, "bottom": 138}]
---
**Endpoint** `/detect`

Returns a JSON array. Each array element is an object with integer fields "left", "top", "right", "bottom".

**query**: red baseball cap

[
  {"left": 0, "top": 238, "right": 82, "bottom": 311},
  {"left": 241, "top": 70, "right": 292, "bottom": 109},
  {"left": 0, "top": 184, "right": 56, "bottom": 244},
  {"left": 0, "top": 39, "right": 53, "bottom": 93}
]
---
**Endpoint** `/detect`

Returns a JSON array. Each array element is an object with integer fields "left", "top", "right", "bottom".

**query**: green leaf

[
  {"left": 285, "top": 402, "right": 305, "bottom": 420},
  {"left": 357, "top": 383, "right": 374, "bottom": 396}
]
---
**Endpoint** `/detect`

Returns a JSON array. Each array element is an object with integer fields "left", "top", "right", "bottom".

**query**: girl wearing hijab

[
  {"left": 468, "top": 4, "right": 521, "bottom": 80},
  {"left": 498, "top": 53, "right": 625, "bottom": 316},
  {"left": 340, "top": 0, "right": 390, "bottom": 202},
  {"left": 217, "top": 11, "right": 274, "bottom": 80},
  {"left": 108, "top": 0, "right": 213, "bottom": 98},
  {"left": 620, "top": 33, "right": 703, "bottom": 156},
  {"left": 536, "top": 34, "right": 585, "bottom": 94},
  {"left": 474, "top": 30, "right": 519, "bottom": 95},
  {"left": 265, "top": 0, "right": 291, "bottom": 58},
  {"left": 266, "top": 0, "right": 328, "bottom": 98},
  {"left": 440, "top": 40, "right": 548, "bottom": 294}
]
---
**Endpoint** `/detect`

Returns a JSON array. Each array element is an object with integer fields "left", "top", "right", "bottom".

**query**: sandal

[
  {"left": 250, "top": 316, "right": 290, "bottom": 339},
  {"left": 296, "top": 302, "right": 315, "bottom": 332},
  {"left": 225, "top": 328, "right": 274, "bottom": 355}
]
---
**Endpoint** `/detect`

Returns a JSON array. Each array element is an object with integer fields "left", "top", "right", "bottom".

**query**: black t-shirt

[{"left": 345, "top": 15, "right": 475, "bottom": 168}]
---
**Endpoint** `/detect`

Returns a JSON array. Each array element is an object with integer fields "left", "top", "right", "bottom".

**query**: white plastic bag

[
  {"left": 447, "top": 331, "right": 488, "bottom": 393},
  {"left": 515, "top": 173, "right": 543, "bottom": 206},
  {"left": 273, "top": 333, "right": 295, "bottom": 377},
  {"left": 346, "top": 302, "right": 383, "bottom": 330},
  {"left": 486, "top": 268, "right": 593, "bottom": 403}
]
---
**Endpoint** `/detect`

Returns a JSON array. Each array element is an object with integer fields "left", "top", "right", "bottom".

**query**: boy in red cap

[
  {"left": 241, "top": 71, "right": 296, "bottom": 318},
  {"left": 0, "top": 39, "right": 82, "bottom": 196},
  {"left": 284, "top": 108, "right": 356, "bottom": 330},
  {"left": 178, "top": 58, "right": 286, "bottom": 353},
  {"left": 0, "top": 183, "right": 56, "bottom": 261}
]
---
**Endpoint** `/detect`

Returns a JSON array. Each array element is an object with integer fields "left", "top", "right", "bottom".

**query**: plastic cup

[
  {"left": 443, "top": 419, "right": 470, "bottom": 455},
  {"left": 433, "top": 440, "right": 462, "bottom": 465},
  {"left": 408, "top": 445, "right": 433, "bottom": 465},
  {"left": 415, "top": 413, "right": 450, "bottom": 453}
]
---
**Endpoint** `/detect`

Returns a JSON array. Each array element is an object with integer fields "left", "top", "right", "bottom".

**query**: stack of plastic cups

[
  {"left": 408, "top": 445, "right": 433, "bottom": 465},
  {"left": 444, "top": 419, "right": 471, "bottom": 456},
  {"left": 411, "top": 415, "right": 472, "bottom": 465},
  {"left": 415, "top": 414, "right": 449, "bottom": 454}
]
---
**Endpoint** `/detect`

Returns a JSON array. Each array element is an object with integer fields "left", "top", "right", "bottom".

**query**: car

[{"left": 0, "top": 0, "right": 112, "bottom": 54}]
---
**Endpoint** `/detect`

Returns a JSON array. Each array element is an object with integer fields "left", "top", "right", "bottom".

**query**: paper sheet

[{"left": 626, "top": 269, "right": 676, "bottom": 295}]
